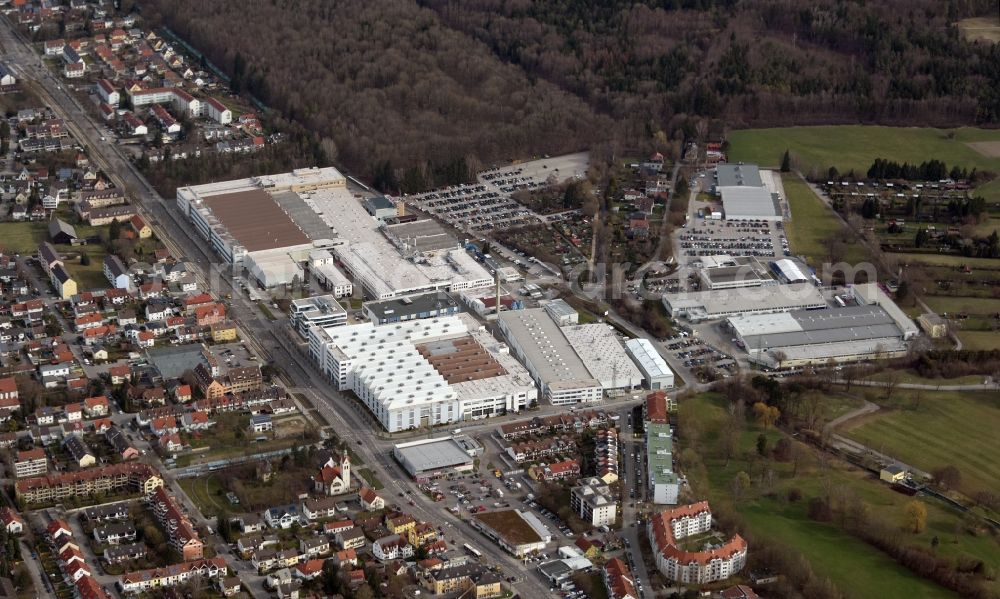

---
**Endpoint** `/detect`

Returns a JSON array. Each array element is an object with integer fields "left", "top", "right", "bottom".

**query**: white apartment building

[
  {"left": 570, "top": 478, "right": 618, "bottom": 527},
  {"left": 647, "top": 502, "right": 747, "bottom": 585}
]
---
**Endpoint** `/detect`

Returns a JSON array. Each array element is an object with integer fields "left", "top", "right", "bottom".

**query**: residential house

[{"left": 359, "top": 487, "right": 384, "bottom": 511}]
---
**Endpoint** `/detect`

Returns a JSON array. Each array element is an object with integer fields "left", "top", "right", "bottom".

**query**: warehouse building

[
  {"left": 721, "top": 187, "right": 782, "bottom": 221},
  {"left": 852, "top": 283, "right": 920, "bottom": 340},
  {"left": 308, "top": 316, "right": 535, "bottom": 431},
  {"left": 392, "top": 436, "right": 478, "bottom": 479},
  {"left": 175, "top": 167, "right": 345, "bottom": 288},
  {"left": 713, "top": 164, "right": 781, "bottom": 221},
  {"left": 362, "top": 291, "right": 461, "bottom": 325},
  {"left": 698, "top": 256, "right": 773, "bottom": 290},
  {"left": 770, "top": 258, "right": 809, "bottom": 284},
  {"left": 662, "top": 283, "right": 827, "bottom": 322},
  {"left": 561, "top": 325, "right": 643, "bottom": 391},
  {"left": 624, "top": 339, "right": 675, "bottom": 390},
  {"left": 497, "top": 309, "right": 603, "bottom": 405},
  {"left": 729, "top": 304, "right": 913, "bottom": 368}
]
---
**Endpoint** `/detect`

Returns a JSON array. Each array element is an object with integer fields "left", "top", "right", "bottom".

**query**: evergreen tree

[{"left": 780, "top": 149, "right": 791, "bottom": 173}]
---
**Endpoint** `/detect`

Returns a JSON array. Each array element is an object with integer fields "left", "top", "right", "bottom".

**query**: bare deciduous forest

[{"left": 140, "top": 0, "right": 1000, "bottom": 186}]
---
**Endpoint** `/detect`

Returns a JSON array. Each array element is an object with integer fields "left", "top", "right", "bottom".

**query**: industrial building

[
  {"left": 289, "top": 295, "right": 346, "bottom": 337},
  {"left": 472, "top": 510, "right": 552, "bottom": 557},
  {"left": 729, "top": 302, "right": 916, "bottom": 368},
  {"left": 176, "top": 167, "right": 491, "bottom": 296},
  {"left": 770, "top": 259, "right": 809, "bottom": 284},
  {"left": 713, "top": 164, "right": 781, "bottom": 221},
  {"left": 624, "top": 339, "right": 675, "bottom": 390},
  {"left": 392, "top": 436, "right": 480, "bottom": 479},
  {"left": 362, "top": 291, "right": 461, "bottom": 325},
  {"left": 543, "top": 299, "right": 579, "bottom": 326},
  {"left": 561, "top": 325, "right": 643, "bottom": 391},
  {"left": 721, "top": 187, "right": 782, "bottom": 221},
  {"left": 497, "top": 309, "right": 603, "bottom": 405},
  {"left": 308, "top": 316, "right": 536, "bottom": 432},
  {"left": 697, "top": 256, "right": 773, "bottom": 290},
  {"left": 175, "top": 167, "right": 345, "bottom": 288},
  {"left": 662, "top": 283, "right": 827, "bottom": 322},
  {"left": 306, "top": 250, "right": 353, "bottom": 297}
]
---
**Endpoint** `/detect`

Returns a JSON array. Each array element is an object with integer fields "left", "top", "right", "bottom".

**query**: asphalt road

[{"left": 0, "top": 17, "right": 560, "bottom": 597}]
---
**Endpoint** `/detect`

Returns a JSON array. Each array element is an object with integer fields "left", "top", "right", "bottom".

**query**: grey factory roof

[
  {"left": 733, "top": 305, "right": 905, "bottom": 350},
  {"left": 385, "top": 219, "right": 456, "bottom": 252},
  {"left": 364, "top": 291, "right": 459, "bottom": 321},
  {"left": 364, "top": 195, "right": 395, "bottom": 211},
  {"left": 716, "top": 163, "right": 763, "bottom": 188},
  {"left": 393, "top": 437, "right": 474, "bottom": 475},
  {"left": 271, "top": 190, "right": 335, "bottom": 241},
  {"left": 498, "top": 308, "right": 595, "bottom": 383},
  {"left": 663, "top": 283, "right": 827, "bottom": 318},
  {"left": 721, "top": 186, "right": 781, "bottom": 219}
]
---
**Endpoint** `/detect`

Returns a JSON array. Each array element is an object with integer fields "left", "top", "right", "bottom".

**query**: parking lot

[
  {"left": 407, "top": 183, "right": 539, "bottom": 233},
  {"left": 678, "top": 219, "right": 787, "bottom": 260},
  {"left": 404, "top": 153, "right": 590, "bottom": 234}
]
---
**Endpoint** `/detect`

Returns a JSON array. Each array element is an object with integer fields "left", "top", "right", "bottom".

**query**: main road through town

[{"left": 0, "top": 16, "right": 556, "bottom": 598}]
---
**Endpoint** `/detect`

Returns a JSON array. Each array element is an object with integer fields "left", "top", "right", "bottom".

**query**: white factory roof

[
  {"left": 498, "top": 309, "right": 597, "bottom": 384},
  {"left": 179, "top": 166, "right": 345, "bottom": 198},
  {"left": 561, "top": 324, "right": 643, "bottom": 389},
  {"left": 771, "top": 259, "right": 808, "bottom": 283},
  {"left": 304, "top": 187, "right": 490, "bottom": 298},
  {"left": 663, "top": 282, "right": 827, "bottom": 317},
  {"left": 319, "top": 317, "right": 466, "bottom": 410},
  {"left": 624, "top": 338, "right": 673, "bottom": 378}
]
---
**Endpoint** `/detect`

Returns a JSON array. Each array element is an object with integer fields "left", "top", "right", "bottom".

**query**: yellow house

[
  {"left": 408, "top": 522, "right": 437, "bottom": 547},
  {"left": 130, "top": 215, "right": 152, "bottom": 239},
  {"left": 880, "top": 464, "right": 908, "bottom": 483},
  {"left": 917, "top": 313, "right": 948, "bottom": 339},
  {"left": 51, "top": 265, "right": 78, "bottom": 300},
  {"left": 141, "top": 475, "right": 164, "bottom": 496},
  {"left": 421, "top": 564, "right": 502, "bottom": 597},
  {"left": 211, "top": 322, "right": 238, "bottom": 343},
  {"left": 386, "top": 514, "right": 416, "bottom": 537}
]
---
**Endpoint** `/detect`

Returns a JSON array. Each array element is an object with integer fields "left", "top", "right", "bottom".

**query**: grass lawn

[
  {"left": 923, "top": 295, "right": 1000, "bottom": 315},
  {"left": 956, "top": 330, "right": 1000, "bottom": 350},
  {"left": 729, "top": 126, "right": 1000, "bottom": 179},
  {"left": 0, "top": 221, "right": 49, "bottom": 254},
  {"left": 893, "top": 253, "right": 1000, "bottom": 268},
  {"left": 357, "top": 467, "right": 384, "bottom": 490},
  {"left": 781, "top": 173, "right": 866, "bottom": 266},
  {"left": 178, "top": 474, "right": 226, "bottom": 517},
  {"left": 730, "top": 126, "right": 1000, "bottom": 202},
  {"left": 866, "top": 370, "right": 986, "bottom": 387},
  {"left": 62, "top": 245, "right": 110, "bottom": 291},
  {"left": 842, "top": 390, "right": 1000, "bottom": 497},
  {"left": 682, "top": 393, "right": 997, "bottom": 598}
]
